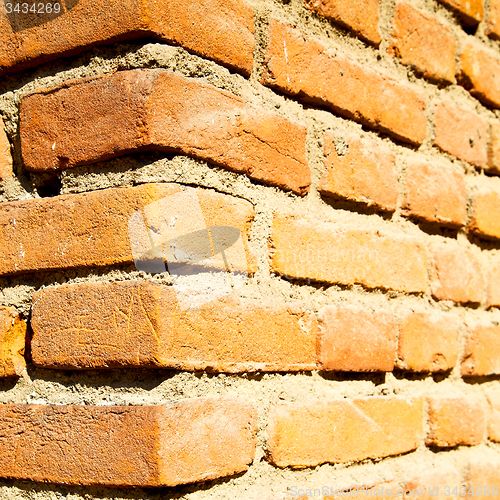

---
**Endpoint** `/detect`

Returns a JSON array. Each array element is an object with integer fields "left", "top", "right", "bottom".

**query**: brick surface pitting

[
  {"left": 0, "top": 307, "right": 26, "bottom": 378},
  {"left": 20, "top": 70, "right": 310, "bottom": 195},
  {"left": 0, "top": 398, "right": 256, "bottom": 487}
]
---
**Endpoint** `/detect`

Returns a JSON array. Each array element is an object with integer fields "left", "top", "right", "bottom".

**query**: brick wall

[{"left": 1, "top": 0, "right": 500, "bottom": 498}]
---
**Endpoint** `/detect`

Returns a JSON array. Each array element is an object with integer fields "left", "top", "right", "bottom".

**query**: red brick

[
  {"left": 396, "top": 310, "right": 460, "bottom": 372},
  {"left": 430, "top": 241, "right": 485, "bottom": 304},
  {"left": 402, "top": 158, "right": 467, "bottom": 227},
  {"left": 261, "top": 20, "right": 427, "bottom": 145},
  {"left": 462, "top": 322, "right": 500, "bottom": 376},
  {"left": 317, "top": 305, "right": 397, "bottom": 372},
  {"left": 0, "top": 183, "right": 254, "bottom": 277},
  {"left": 0, "top": 0, "right": 254, "bottom": 76},
  {"left": 389, "top": 3, "right": 456, "bottom": 84},
  {"left": 426, "top": 394, "right": 486, "bottom": 447},
  {"left": 487, "top": 0, "right": 500, "bottom": 39},
  {"left": 438, "top": 0, "right": 484, "bottom": 24},
  {"left": 433, "top": 100, "right": 488, "bottom": 167},
  {"left": 403, "top": 463, "right": 460, "bottom": 500},
  {"left": 0, "top": 118, "right": 12, "bottom": 182},
  {"left": 31, "top": 280, "right": 317, "bottom": 372},
  {"left": 484, "top": 388, "right": 500, "bottom": 442},
  {"left": 304, "top": 0, "right": 381, "bottom": 45},
  {"left": 460, "top": 37, "right": 500, "bottom": 109},
  {"left": 271, "top": 214, "right": 428, "bottom": 293},
  {"left": 319, "top": 131, "right": 398, "bottom": 212},
  {"left": 0, "top": 397, "right": 256, "bottom": 487},
  {"left": 20, "top": 69, "right": 309, "bottom": 195},
  {"left": 488, "top": 121, "right": 500, "bottom": 174},
  {"left": 465, "top": 459, "right": 500, "bottom": 495},
  {"left": 469, "top": 179, "right": 500, "bottom": 240},
  {"left": 487, "top": 255, "right": 500, "bottom": 307},
  {"left": 267, "top": 396, "right": 424, "bottom": 467},
  {"left": 0, "top": 307, "right": 26, "bottom": 379}
]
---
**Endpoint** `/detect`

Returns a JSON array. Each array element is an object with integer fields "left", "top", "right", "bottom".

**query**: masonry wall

[{"left": 1, "top": 0, "right": 500, "bottom": 499}]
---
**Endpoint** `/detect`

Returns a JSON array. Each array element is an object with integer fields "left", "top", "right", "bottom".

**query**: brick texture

[
  {"left": 319, "top": 131, "right": 398, "bottom": 212},
  {"left": 267, "top": 397, "right": 424, "bottom": 467},
  {"left": 487, "top": 255, "right": 500, "bottom": 307},
  {"left": 462, "top": 323, "right": 500, "bottom": 376},
  {"left": 20, "top": 69, "right": 310, "bottom": 195},
  {"left": 271, "top": 214, "right": 428, "bottom": 293},
  {"left": 460, "top": 37, "right": 500, "bottom": 109},
  {"left": 0, "top": 183, "right": 254, "bottom": 277},
  {"left": 396, "top": 310, "right": 460, "bottom": 372},
  {"left": 469, "top": 180, "right": 500, "bottom": 240},
  {"left": 487, "top": 0, "right": 500, "bottom": 39},
  {"left": 402, "top": 158, "right": 467, "bottom": 227},
  {"left": 261, "top": 20, "right": 427, "bottom": 145},
  {"left": 437, "top": 0, "right": 484, "bottom": 24},
  {"left": 484, "top": 388, "right": 500, "bottom": 442},
  {"left": 317, "top": 306, "right": 397, "bottom": 372},
  {"left": 465, "top": 460, "right": 500, "bottom": 495},
  {"left": 31, "top": 280, "right": 317, "bottom": 372},
  {"left": 389, "top": 3, "right": 455, "bottom": 84},
  {"left": 430, "top": 241, "right": 485, "bottom": 304},
  {"left": 426, "top": 394, "right": 486, "bottom": 447},
  {"left": 304, "top": 0, "right": 381, "bottom": 45},
  {"left": 0, "top": 397, "right": 256, "bottom": 487},
  {"left": 0, "top": 0, "right": 254, "bottom": 76},
  {"left": 0, "top": 118, "right": 12, "bottom": 182},
  {"left": 433, "top": 101, "right": 488, "bottom": 167},
  {"left": 488, "top": 121, "right": 500, "bottom": 174},
  {"left": 0, "top": 307, "right": 26, "bottom": 379}
]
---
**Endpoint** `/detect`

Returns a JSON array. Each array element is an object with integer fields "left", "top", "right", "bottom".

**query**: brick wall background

[{"left": 1, "top": 0, "right": 500, "bottom": 498}]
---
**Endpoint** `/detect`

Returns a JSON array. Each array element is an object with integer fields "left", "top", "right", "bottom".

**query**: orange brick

[
  {"left": 402, "top": 158, "right": 467, "bottom": 227},
  {"left": 484, "top": 388, "right": 500, "bottom": 442},
  {"left": 469, "top": 180, "right": 500, "bottom": 240},
  {"left": 438, "top": 0, "right": 484, "bottom": 24},
  {"left": 31, "top": 280, "right": 317, "bottom": 372},
  {"left": 488, "top": 121, "right": 500, "bottom": 174},
  {"left": 20, "top": 70, "right": 309, "bottom": 195},
  {"left": 460, "top": 37, "right": 500, "bottom": 109},
  {"left": 319, "top": 131, "right": 398, "bottom": 212},
  {"left": 462, "top": 322, "right": 500, "bottom": 376},
  {"left": 0, "top": 118, "right": 12, "bottom": 181},
  {"left": 261, "top": 20, "right": 427, "bottom": 145},
  {"left": 304, "top": 0, "right": 381, "bottom": 45},
  {"left": 271, "top": 214, "right": 428, "bottom": 293},
  {"left": 430, "top": 241, "right": 485, "bottom": 304},
  {"left": 426, "top": 394, "right": 485, "bottom": 447},
  {"left": 0, "top": 307, "right": 26, "bottom": 379},
  {"left": 0, "top": 397, "right": 256, "bottom": 487},
  {"left": 487, "top": 0, "right": 500, "bottom": 39},
  {"left": 396, "top": 310, "right": 460, "bottom": 372},
  {"left": 389, "top": 3, "right": 456, "bottom": 84},
  {"left": 465, "top": 459, "right": 500, "bottom": 495},
  {"left": 403, "top": 463, "right": 460, "bottom": 500},
  {"left": 267, "top": 396, "right": 424, "bottom": 467},
  {"left": 433, "top": 100, "right": 488, "bottom": 167},
  {"left": 0, "top": 0, "right": 254, "bottom": 76},
  {"left": 487, "top": 255, "right": 500, "bottom": 307},
  {"left": 317, "top": 305, "right": 397, "bottom": 372},
  {"left": 0, "top": 183, "right": 254, "bottom": 277}
]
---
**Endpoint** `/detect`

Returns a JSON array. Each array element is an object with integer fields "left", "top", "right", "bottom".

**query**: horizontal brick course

[
  {"left": 462, "top": 322, "right": 500, "bottom": 376},
  {"left": 20, "top": 69, "right": 310, "bottom": 194},
  {"left": 267, "top": 397, "right": 424, "bottom": 467},
  {"left": 0, "top": 307, "right": 26, "bottom": 379},
  {"left": 0, "top": 397, "right": 256, "bottom": 487},
  {"left": 31, "top": 280, "right": 317, "bottom": 372},
  {"left": 261, "top": 20, "right": 427, "bottom": 145}
]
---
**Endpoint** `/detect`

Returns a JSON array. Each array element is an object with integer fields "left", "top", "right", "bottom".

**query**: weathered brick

[
  {"left": 437, "top": 0, "right": 484, "bottom": 24},
  {"left": 402, "top": 158, "right": 467, "bottom": 227},
  {"left": 433, "top": 100, "right": 488, "bottom": 167},
  {"left": 460, "top": 37, "right": 500, "bottom": 109},
  {"left": 484, "top": 388, "right": 500, "bottom": 442},
  {"left": 20, "top": 69, "right": 309, "bottom": 195},
  {"left": 0, "top": 183, "right": 254, "bottom": 277},
  {"left": 465, "top": 459, "right": 500, "bottom": 495},
  {"left": 0, "top": 397, "right": 256, "bottom": 487},
  {"left": 271, "top": 214, "right": 428, "bottom": 293},
  {"left": 261, "top": 20, "right": 427, "bottom": 145},
  {"left": 317, "top": 306, "right": 397, "bottom": 372},
  {"left": 304, "top": 0, "right": 381, "bottom": 45},
  {"left": 430, "top": 241, "right": 485, "bottom": 304},
  {"left": 396, "top": 310, "right": 460, "bottom": 372},
  {"left": 487, "top": 254, "right": 500, "bottom": 307},
  {"left": 389, "top": 3, "right": 455, "bottom": 84},
  {"left": 267, "top": 397, "right": 424, "bottom": 467},
  {"left": 469, "top": 179, "right": 500, "bottom": 240},
  {"left": 0, "top": 0, "right": 254, "bottom": 76},
  {"left": 426, "top": 394, "right": 486, "bottom": 447},
  {"left": 0, "top": 307, "right": 26, "bottom": 379},
  {"left": 488, "top": 121, "right": 500, "bottom": 174},
  {"left": 31, "top": 280, "right": 317, "bottom": 372},
  {"left": 0, "top": 118, "right": 12, "bottom": 182},
  {"left": 462, "top": 322, "right": 500, "bottom": 376},
  {"left": 487, "top": 0, "right": 500, "bottom": 39},
  {"left": 403, "top": 463, "right": 460, "bottom": 500},
  {"left": 319, "top": 131, "right": 398, "bottom": 212}
]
